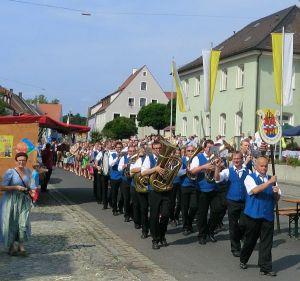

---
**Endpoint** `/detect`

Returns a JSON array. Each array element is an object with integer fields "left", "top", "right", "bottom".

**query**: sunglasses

[{"left": 186, "top": 150, "right": 195, "bottom": 152}]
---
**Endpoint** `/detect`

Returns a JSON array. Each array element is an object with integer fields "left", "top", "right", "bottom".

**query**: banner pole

[{"left": 271, "top": 144, "right": 280, "bottom": 232}]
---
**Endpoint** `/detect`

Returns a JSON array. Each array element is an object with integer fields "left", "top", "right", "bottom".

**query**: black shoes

[
  {"left": 124, "top": 217, "right": 130, "bottom": 222},
  {"left": 141, "top": 232, "right": 148, "bottom": 239},
  {"left": 240, "top": 262, "right": 248, "bottom": 270},
  {"left": 208, "top": 233, "right": 217, "bottom": 243},
  {"left": 113, "top": 211, "right": 118, "bottom": 216},
  {"left": 198, "top": 237, "right": 206, "bottom": 245},
  {"left": 160, "top": 237, "right": 168, "bottom": 247},
  {"left": 232, "top": 250, "right": 241, "bottom": 257},
  {"left": 260, "top": 271, "right": 277, "bottom": 277},
  {"left": 183, "top": 229, "right": 193, "bottom": 236},
  {"left": 169, "top": 220, "right": 178, "bottom": 227},
  {"left": 134, "top": 223, "right": 141, "bottom": 229},
  {"left": 152, "top": 241, "right": 160, "bottom": 250}
]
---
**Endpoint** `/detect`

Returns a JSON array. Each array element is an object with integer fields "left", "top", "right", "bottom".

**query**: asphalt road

[{"left": 49, "top": 168, "right": 300, "bottom": 281}]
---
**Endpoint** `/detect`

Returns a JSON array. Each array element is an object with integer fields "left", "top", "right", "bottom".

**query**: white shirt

[
  {"left": 95, "top": 151, "right": 103, "bottom": 163},
  {"left": 108, "top": 150, "right": 118, "bottom": 167},
  {"left": 217, "top": 166, "right": 250, "bottom": 183},
  {"left": 118, "top": 155, "right": 126, "bottom": 172},
  {"left": 244, "top": 171, "right": 281, "bottom": 196},
  {"left": 130, "top": 157, "right": 142, "bottom": 171},
  {"left": 190, "top": 152, "right": 209, "bottom": 170},
  {"left": 141, "top": 154, "right": 158, "bottom": 173}
]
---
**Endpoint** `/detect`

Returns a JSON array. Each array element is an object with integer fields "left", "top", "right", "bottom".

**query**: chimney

[
  {"left": 18, "top": 92, "right": 22, "bottom": 98},
  {"left": 132, "top": 68, "right": 137, "bottom": 74}
]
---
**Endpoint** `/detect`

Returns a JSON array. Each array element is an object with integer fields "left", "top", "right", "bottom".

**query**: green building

[{"left": 176, "top": 5, "right": 300, "bottom": 144}]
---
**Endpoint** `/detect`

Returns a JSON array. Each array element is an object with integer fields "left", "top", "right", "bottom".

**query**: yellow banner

[
  {"left": 271, "top": 33, "right": 283, "bottom": 105},
  {"left": 0, "top": 135, "right": 13, "bottom": 158},
  {"left": 210, "top": 50, "right": 221, "bottom": 110},
  {"left": 172, "top": 61, "right": 186, "bottom": 112}
]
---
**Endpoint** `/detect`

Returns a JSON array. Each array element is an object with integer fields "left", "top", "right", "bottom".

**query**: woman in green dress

[{"left": 0, "top": 152, "right": 32, "bottom": 256}]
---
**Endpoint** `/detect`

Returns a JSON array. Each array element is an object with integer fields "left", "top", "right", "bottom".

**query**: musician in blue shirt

[{"left": 239, "top": 157, "right": 280, "bottom": 277}]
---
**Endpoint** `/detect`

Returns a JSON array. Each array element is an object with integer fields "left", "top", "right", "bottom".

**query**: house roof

[
  {"left": 179, "top": 5, "right": 300, "bottom": 73},
  {"left": 89, "top": 66, "right": 145, "bottom": 117},
  {"left": 164, "top": 92, "right": 176, "bottom": 100},
  {"left": 38, "top": 103, "right": 62, "bottom": 121}
]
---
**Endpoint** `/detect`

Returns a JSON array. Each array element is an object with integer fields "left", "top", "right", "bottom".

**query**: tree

[
  {"left": 164, "top": 98, "right": 177, "bottom": 126},
  {"left": 137, "top": 103, "right": 169, "bottom": 134},
  {"left": 0, "top": 99, "right": 8, "bottom": 116},
  {"left": 102, "top": 117, "right": 137, "bottom": 139},
  {"left": 90, "top": 130, "right": 103, "bottom": 143},
  {"left": 26, "top": 94, "right": 48, "bottom": 104},
  {"left": 51, "top": 98, "right": 60, "bottom": 104},
  {"left": 62, "top": 113, "right": 87, "bottom": 125}
]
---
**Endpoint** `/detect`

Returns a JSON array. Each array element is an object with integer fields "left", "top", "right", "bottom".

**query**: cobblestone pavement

[{"left": 0, "top": 187, "right": 177, "bottom": 281}]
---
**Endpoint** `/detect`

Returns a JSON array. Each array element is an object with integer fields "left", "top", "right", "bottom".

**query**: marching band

[{"left": 90, "top": 136, "right": 279, "bottom": 277}]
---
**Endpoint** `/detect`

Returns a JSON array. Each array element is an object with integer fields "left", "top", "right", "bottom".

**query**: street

[{"left": 49, "top": 168, "right": 300, "bottom": 281}]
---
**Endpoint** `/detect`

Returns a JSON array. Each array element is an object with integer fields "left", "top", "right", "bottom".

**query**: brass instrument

[
  {"left": 123, "top": 153, "right": 139, "bottom": 178},
  {"left": 186, "top": 146, "right": 203, "bottom": 180},
  {"left": 134, "top": 172, "right": 150, "bottom": 193},
  {"left": 205, "top": 141, "right": 234, "bottom": 183},
  {"left": 149, "top": 138, "right": 182, "bottom": 192}
]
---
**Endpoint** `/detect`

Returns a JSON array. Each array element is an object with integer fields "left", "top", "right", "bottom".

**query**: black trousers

[
  {"left": 41, "top": 168, "right": 52, "bottom": 191},
  {"left": 131, "top": 188, "right": 141, "bottom": 225},
  {"left": 120, "top": 180, "right": 131, "bottom": 218},
  {"left": 197, "top": 190, "right": 220, "bottom": 238},
  {"left": 240, "top": 215, "right": 274, "bottom": 272},
  {"left": 181, "top": 187, "right": 198, "bottom": 231},
  {"left": 93, "top": 167, "right": 98, "bottom": 199},
  {"left": 227, "top": 200, "right": 245, "bottom": 252},
  {"left": 149, "top": 191, "right": 171, "bottom": 241},
  {"left": 216, "top": 183, "right": 228, "bottom": 226},
  {"left": 101, "top": 175, "right": 109, "bottom": 207},
  {"left": 169, "top": 183, "right": 181, "bottom": 221},
  {"left": 110, "top": 178, "right": 122, "bottom": 212},
  {"left": 137, "top": 192, "right": 149, "bottom": 234}
]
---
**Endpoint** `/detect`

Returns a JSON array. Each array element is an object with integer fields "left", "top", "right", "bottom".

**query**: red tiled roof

[
  {"left": 164, "top": 92, "right": 176, "bottom": 100},
  {"left": 38, "top": 103, "right": 62, "bottom": 121}
]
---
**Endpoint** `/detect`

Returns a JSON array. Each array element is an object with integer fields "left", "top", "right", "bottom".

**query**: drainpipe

[{"left": 254, "top": 51, "right": 263, "bottom": 134}]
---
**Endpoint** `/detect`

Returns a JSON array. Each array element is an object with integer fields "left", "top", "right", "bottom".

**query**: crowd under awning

[{"left": 0, "top": 115, "right": 90, "bottom": 134}]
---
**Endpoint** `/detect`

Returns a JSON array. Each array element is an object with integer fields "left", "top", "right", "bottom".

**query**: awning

[
  {"left": 0, "top": 115, "right": 90, "bottom": 133},
  {"left": 282, "top": 125, "right": 300, "bottom": 136}
]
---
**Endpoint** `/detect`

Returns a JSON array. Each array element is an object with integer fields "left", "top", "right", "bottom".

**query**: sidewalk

[{"left": 0, "top": 187, "right": 177, "bottom": 281}]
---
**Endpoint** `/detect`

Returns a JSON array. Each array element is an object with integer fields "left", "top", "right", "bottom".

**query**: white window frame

[
  {"left": 182, "top": 117, "right": 187, "bottom": 137},
  {"left": 182, "top": 79, "right": 189, "bottom": 97},
  {"left": 140, "top": 81, "right": 147, "bottom": 91},
  {"left": 219, "top": 113, "right": 226, "bottom": 136},
  {"left": 235, "top": 112, "right": 243, "bottom": 136},
  {"left": 205, "top": 114, "right": 210, "bottom": 137},
  {"left": 128, "top": 97, "right": 135, "bottom": 107},
  {"left": 236, "top": 64, "right": 244, "bottom": 89},
  {"left": 194, "top": 76, "right": 200, "bottom": 96},
  {"left": 193, "top": 116, "right": 199, "bottom": 135},
  {"left": 139, "top": 97, "right": 147, "bottom": 107},
  {"left": 151, "top": 99, "right": 158, "bottom": 104},
  {"left": 113, "top": 113, "right": 121, "bottom": 119},
  {"left": 220, "top": 68, "right": 228, "bottom": 91},
  {"left": 282, "top": 112, "right": 294, "bottom": 126}
]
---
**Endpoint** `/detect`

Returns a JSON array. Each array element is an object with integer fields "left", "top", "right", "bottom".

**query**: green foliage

[
  {"left": 164, "top": 98, "right": 176, "bottom": 126},
  {"left": 90, "top": 130, "right": 103, "bottom": 143},
  {"left": 26, "top": 94, "right": 49, "bottom": 104},
  {"left": 51, "top": 98, "right": 60, "bottom": 104},
  {"left": 102, "top": 117, "right": 137, "bottom": 139},
  {"left": 137, "top": 103, "right": 169, "bottom": 134},
  {"left": 286, "top": 142, "right": 299, "bottom": 150},
  {"left": 0, "top": 98, "right": 8, "bottom": 116},
  {"left": 286, "top": 157, "right": 300, "bottom": 167},
  {"left": 62, "top": 113, "right": 87, "bottom": 125}
]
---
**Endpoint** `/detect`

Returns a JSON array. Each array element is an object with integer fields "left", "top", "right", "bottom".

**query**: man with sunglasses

[{"left": 141, "top": 141, "right": 169, "bottom": 250}]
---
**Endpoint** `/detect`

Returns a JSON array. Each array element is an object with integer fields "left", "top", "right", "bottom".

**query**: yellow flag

[
  {"left": 210, "top": 50, "right": 221, "bottom": 110},
  {"left": 272, "top": 33, "right": 283, "bottom": 105}
]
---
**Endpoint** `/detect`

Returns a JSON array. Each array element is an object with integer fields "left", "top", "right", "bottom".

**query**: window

[
  {"left": 205, "top": 114, "right": 210, "bottom": 137},
  {"left": 182, "top": 117, "right": 187, "bottom": 136},
  {"left": 143, "top": 71, "right": 147, "bottom": 76},
  {"left": 129, "top": 114, "right": 137, "bottom": 123},
  {"left": 128, "top": 97, "right": 134, "bottom": 106},
  {"left": 113, "top": 113, "right": 121, "bottom": 119},
  {"left": 220, "top": 68, "right": 228, "bottom": 91},
  {"left": 235, "top": 112, "right": 243, "bottom": 136},
  {"left": 193, "top": 116, "right": 199, "bottom": 135},
  {"left": 219, "top": 113, "right": 226, "bottom": 136},
  {"left": 151, "top": 99, "right": 158, "bottom": 104},
  {"left": 140, "top": 81, "right": 147, "bottom": 91},
  {"left": 139, "top": 97, "right": 146, "bottom": 107},
  {"left": 281, "top": 112, "right": 294, "bottom": 125},
  {"left": 182, "top": 79, "right": 189, "bottom": 97},
  {"left": 236, "top": 64, "right": 244, "bottom": 88},
  {"left": 194, "top": 77, "right": 200, "bottom": 96}
]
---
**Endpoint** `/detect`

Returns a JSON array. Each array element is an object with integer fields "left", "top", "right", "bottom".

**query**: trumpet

[{"left": 186, "top": 146, "right": 202, "bottom": 180}]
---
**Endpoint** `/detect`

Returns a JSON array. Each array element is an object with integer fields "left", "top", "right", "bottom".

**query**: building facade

[
  {"left": 176, "top": 5, "right": 300, "bottom": 144},
  {"left": 88, "top": 65, "right": 169, "bottom": 138}
]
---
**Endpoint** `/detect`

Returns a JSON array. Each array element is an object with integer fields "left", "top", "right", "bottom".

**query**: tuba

[
  {"left": 134, "top": 172, "right": 150, "bottom": 193},
  {"left": 149, "top": 138, "right": 182, "bottom": 192},
  {"left": 124, "top": 153, "right": 139, "bottom": 178},
  {"left": 205, "top": 140, "right": 234, "bottom": 183},
  {"left": 186, "top": 146, "right": 203, "bottom": 180}
]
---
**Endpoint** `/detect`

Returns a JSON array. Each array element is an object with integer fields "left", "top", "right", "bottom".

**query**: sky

[{"left": 0, "top": 0, "right": 298, "bottom": 116}]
